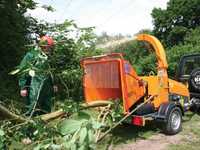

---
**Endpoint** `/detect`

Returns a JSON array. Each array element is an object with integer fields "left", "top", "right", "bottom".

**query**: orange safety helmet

[{"left": 39, "top": 35, "right": 54, "bottom": 47}]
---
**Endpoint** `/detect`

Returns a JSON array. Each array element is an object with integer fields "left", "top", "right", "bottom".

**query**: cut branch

[
  {"left": 0, "top": 104, "right": 26, "bottom": 123},
  {"left": 40, "top": 109, "right": 66, "bottom": 122},
  {"left": 0, "top": 104, "right": 66, "bottom": 123}
]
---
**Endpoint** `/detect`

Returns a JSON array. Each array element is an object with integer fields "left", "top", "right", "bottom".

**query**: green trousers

[{"left": 25, "top": 76, "right": 54, "bottom": 115}]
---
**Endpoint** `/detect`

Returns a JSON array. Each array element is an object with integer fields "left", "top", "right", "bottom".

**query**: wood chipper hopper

[{"left": 81, "top": 34, "right": 193, "bottom": 135}]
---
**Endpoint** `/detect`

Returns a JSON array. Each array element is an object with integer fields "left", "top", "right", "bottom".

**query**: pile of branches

[{"left": 0, "top": 100, "right": 124, "bottom": 150}]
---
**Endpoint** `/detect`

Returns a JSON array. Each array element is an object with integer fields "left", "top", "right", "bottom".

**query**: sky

[{"left": 28, "top": 0, "right": 169, "bottom": 35}]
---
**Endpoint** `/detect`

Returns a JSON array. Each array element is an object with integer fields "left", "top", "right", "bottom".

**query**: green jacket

[{"left": 18, "top": 47, "right": 54, "bottom": 114}]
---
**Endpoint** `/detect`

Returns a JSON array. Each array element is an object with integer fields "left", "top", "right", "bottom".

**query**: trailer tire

[{"left": 163, "top": 107, "right": 182, "bottom": 135}]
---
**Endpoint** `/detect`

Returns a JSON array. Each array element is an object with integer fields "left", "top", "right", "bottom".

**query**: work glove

[{"left": 20, "top": 89, "right": 28, "bottom": 97}]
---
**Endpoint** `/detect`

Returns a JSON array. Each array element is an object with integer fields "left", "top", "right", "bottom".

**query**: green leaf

[
  {"left": 92, "top": 120, "right": 104, "bottom": 129},
  {"left": 41, "top": 5, "right": 55, "bottom": 12},
  {"left": 78, "top": 145, "right": 86, "bottom": 150},
  {"left": 77, "top": 111, "right": 91, "bottom": 120},
  {"left": 88, "top": 129, "right": 94, "bottom": 143},
  {"left": 43, "top": 143, "right": 51, "bottom": 149},
  {"left": 51, "top": 144, "right": 61, "bottom": 149},
  {"left": 9, "top": 141, "right": 24, "bottom": 150},
  {"left": 79, "top": 127, "right": 87, "bottom": 143},
  {"left": 58, "top": 119, "right": 85, "bottom": 135},
  {"left": 71, "top": 144, "right": 77, "bottom": 150},
  {"left": 33, "top": 144, "right": 42, "bottom": 150},
  {"left": 0, "top": 129, "right": 4, "bottom": 136}
]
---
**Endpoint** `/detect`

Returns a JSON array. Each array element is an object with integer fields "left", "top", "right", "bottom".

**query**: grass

[
  {"left": 167, "top": 112, "right": 200, "bottom": 150},
  {"left": 97, "top": 121, "right": 160, "bottom": 149},
  {"left": 97, "top": 112, "right": 200, "bottom": 150}
]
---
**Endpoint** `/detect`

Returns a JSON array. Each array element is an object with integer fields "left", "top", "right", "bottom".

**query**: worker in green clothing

[{"left": 18, "top": 35, "right": 58, "bottom": 116}]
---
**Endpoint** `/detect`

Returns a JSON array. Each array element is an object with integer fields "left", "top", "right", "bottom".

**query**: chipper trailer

[{"left": 81, "top": 34, "right": 198, "bottom": 139}]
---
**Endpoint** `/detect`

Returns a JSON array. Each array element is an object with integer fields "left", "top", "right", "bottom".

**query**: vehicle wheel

[
  {"left": 189, "top": 68, "right": 200, "bottom": 93},
  {"left": 190, "top": 98, "right": 200, "bottom": 113},
  {"left": 162, "top": 107, "right": 182, "bottom": 135}
]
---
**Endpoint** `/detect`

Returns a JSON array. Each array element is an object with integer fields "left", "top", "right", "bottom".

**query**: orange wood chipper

[{"left": 81, "top": 34, "right": 196, "bottom": 135}]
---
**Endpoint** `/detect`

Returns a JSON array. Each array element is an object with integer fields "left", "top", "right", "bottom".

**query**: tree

[
  {"left": 167, "top": 27, "right": 200, "bottom": 76},
  {"left": 0, "top": 0, "right": 37, "bottom": 74},
  {"left": 136, "top": 29, "right": 153, "bottom": 35},
  {"left": 0, "top": 0, "right": 39, "bottom": 104},
  {"left": 151, "top": 0, "right": 200, "bottom": 47}
]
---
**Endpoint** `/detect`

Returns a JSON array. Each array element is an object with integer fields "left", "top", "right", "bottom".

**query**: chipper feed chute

[{"left": 81, "top": 53, "right": 145, "bottom": 113}]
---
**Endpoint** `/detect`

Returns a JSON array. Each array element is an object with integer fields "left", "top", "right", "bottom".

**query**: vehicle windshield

[{"left": 182, "top": 56, "right": 200, "bottom": 76}]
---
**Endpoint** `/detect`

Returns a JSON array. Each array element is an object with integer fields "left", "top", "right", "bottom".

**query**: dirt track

[{"left": 109, "top": 133, "right": 182, "bottom": 150}]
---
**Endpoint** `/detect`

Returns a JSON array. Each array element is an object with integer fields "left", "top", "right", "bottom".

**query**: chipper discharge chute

[{"left": 81, "top": 34, "right": 192, "bottom": 137}]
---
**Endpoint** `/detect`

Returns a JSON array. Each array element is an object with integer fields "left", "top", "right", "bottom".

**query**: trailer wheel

[{"left": 163, "top": 107, "right": 182, "bottom": 135}]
